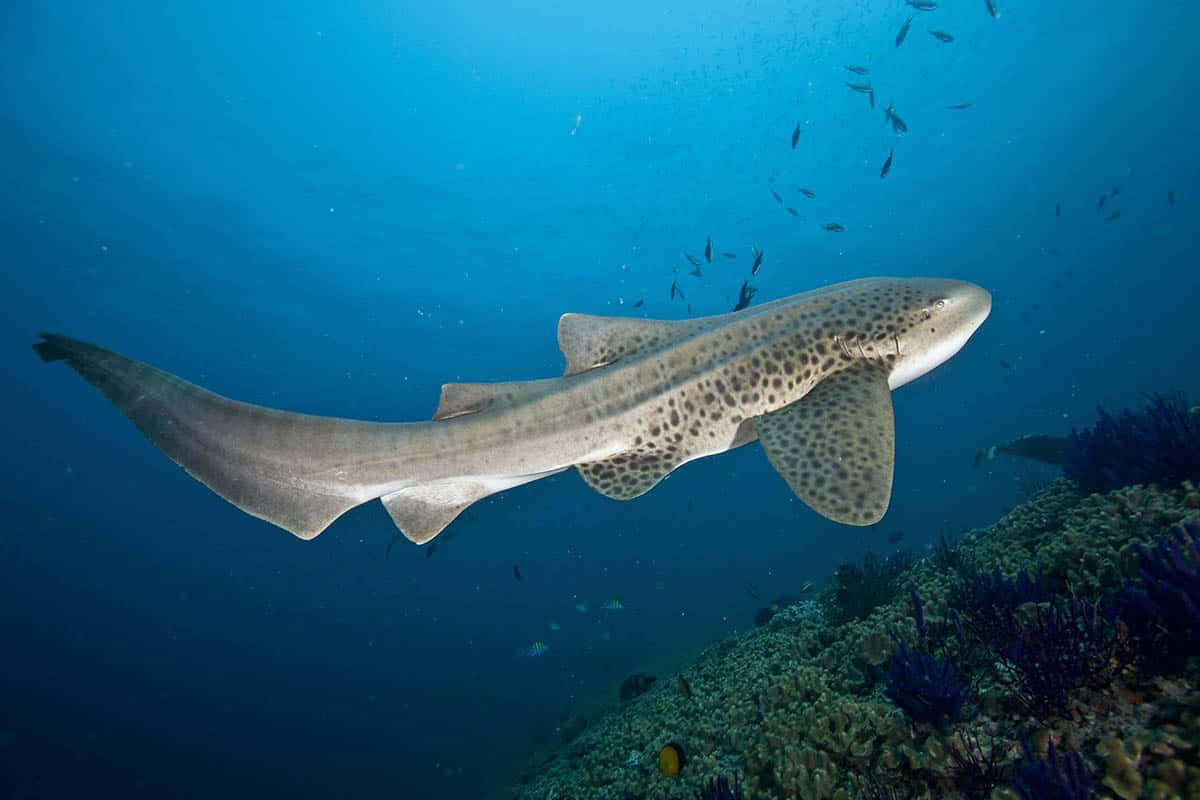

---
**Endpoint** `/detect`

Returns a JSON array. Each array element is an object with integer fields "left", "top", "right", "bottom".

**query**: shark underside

[{"left": 35, "top": 277, "right": 990, "bottom": 545}]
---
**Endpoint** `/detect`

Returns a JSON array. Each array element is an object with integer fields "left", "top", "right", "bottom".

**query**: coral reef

[{"left": 507, "top": 480, "right": 1200, "bottom": 800}]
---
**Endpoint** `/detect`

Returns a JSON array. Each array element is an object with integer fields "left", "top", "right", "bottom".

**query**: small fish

[
  {"left": 984, "top": 0, "right": 998, "bottom": 17},
  {"left": 575, "top": 603, "right": 588, "bottom": 613},
  {"left": 705, "top": 236, "right": 713, "bottom": 263},
  {"left": 1169, "top": 189, "right": 1175, "bottom": 205},
  {"left": 424, "top": 541, "right": 438, "bottom": 560},
  {"left": 689, "top": 265, "right": 702, "bottom": 277},
  {"left": 1055, "top": 202, "right": 1061, "bottom": 217},
  {"left": 896, "top": 16, "right": 913, "bottom": 47},
  {"left": 548, "top": 620, "right": 560, "bottom": 631},
  {"left": 685, "top": 252, "right": 702, "bottom": 266},
  {"left": 678, "top": 675, "right": 692, "bottom": 700},
  {"left": 746, "top": 582, "right": 760, "bottom": 599},
  {"left": 670, "top": 279, "right": 685, "bottom": 301},
  {"left": 999, "top": 359, "right": 1013, "bottom": 369},
  {"left": 733, "top": 280, "right": 758, "bottom": 311},
  {"left": 929, "top": 29, "right": 954, "bottom": 42},
  {"left": 846, "top": 81, "right": 874, "bottom": 95},
  {"left": 522, "top": 641, "right": 549, "bottom": 657},
  {"left": 791, "top": 122, "right": 802, "bottom": 149},
  {"left": 821, "top": 222, "right": 846, "bottom": 232},
  {"left": 888, "top": 530, "right": 905, "bottom": 544},
  {"left": 844, "top": 65, "right": 870, "bottom": 75},
  {"left": 385, "top": 532, "right": 402, "bottom": 558},
  {"left": 601, "top": 598, "right": 624, "bottom": 610},
  {"left": 907, "top": 0, "right": 937, "bottom": 8},
  {"left": 633, "top": 299, "right": 644, "bottom": 308},
  {"left": 513, "top": 564, "right": 522, "bottom": 581},
  {"left": 1110, "top": 186, "right": 1121, "bottom": 197},
  {"left": 785, "top": 207, "right": 801, "bottom": 217},
  {"left": 884, "top": 103, "right": 907, "bottom": 134},
  {"left": 771, "top": 189, "right": 783, "bottom": 203},
  {"left": 869, "top": 89, "right": 875, "bottom": 109},
  {"left": 1097, "top": 195, "right": 1106, "bottom": 210},
  {"left": 881, "top": 147, "right": 894, "bottom": 178},
  {"left": 798, "top": 187, "right": 815, "bottom": 198},
  {"left": 750, "top": 247, "right": 763, "bottom": 275},
  {"left": 722, "top": 251, "right": 737, "bottom": 258},
  {"left": 800, "top": 581, "right": 814, "bottom": 593},
  {"left": 946, "top": 102, "right": 971, "bottom": 109},
  {"left": 1105, "top": 211, "right": 1121, "bottom": 221}
]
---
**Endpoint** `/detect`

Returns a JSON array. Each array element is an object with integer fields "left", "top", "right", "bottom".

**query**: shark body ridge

[{"left": 35, "top": 277, "right": 990, "bottom": 544}]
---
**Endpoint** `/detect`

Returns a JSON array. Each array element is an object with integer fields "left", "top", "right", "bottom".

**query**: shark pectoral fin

[
  {"left": 557, "top": 314, "right": 713, "bottom": 377},
  {"left": 433, "top": 377, "right": 567, "bottom": 421},
  {"left": 576, "top": 446, "right": 681, "bottom": 500},
  {"left": 754, "top": 364, "right": 895, "bottom": 526}
]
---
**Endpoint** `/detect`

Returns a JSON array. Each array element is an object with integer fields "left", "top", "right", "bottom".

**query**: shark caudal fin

[{"left": 34, "top": 333, "right": 418, "bottom": 540}]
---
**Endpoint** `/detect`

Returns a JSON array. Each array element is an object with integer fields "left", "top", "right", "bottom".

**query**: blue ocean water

[{"left": 2, "top": 0, "right": 1198, "bottom": 797}]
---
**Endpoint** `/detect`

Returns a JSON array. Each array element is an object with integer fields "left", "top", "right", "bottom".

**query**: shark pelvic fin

[
  {"left": 575, "top": 445, "right": 683, "bottom": 500},
  {"left": 754, "top": 363, "right": 895, "bottom": 526}
]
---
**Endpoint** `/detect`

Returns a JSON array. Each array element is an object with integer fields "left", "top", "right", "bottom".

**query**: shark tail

[{"left": 34, "top": 333, "right": 422, "bottom": 540}]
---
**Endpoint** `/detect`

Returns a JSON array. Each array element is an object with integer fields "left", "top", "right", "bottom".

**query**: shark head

[{"left": 868, "top": 278, "right": 992, "bottom": 389}]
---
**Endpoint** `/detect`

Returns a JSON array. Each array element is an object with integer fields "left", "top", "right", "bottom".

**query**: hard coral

[
  {"left": 695, "top": 774, "right": 746, "bottom": 800},
  {"left": 1064, "top": 393, "right": 1200, "bottom": 494}
]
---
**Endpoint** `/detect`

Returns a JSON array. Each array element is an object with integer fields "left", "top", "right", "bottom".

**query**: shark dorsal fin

[
  {"left": 753, "top": 362, "right": 895, "bottom": 526},
  {"left": 557, "top": 314, "right": 713, "bottom": 377},
  {"left": 433, "top": 377, "right": 565, "bottom": 421}
]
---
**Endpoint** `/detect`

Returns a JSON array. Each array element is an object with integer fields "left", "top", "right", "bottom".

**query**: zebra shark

[{"left": 34, "top": 277, "right": 989, "bottom": 545}]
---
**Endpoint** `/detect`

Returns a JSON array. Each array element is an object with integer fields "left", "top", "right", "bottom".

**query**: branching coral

[
  {"left": 826, "top": 550, "right": 914, "bottom": 624},
  {"left": 881, "top": 634, "right": 974, "bottom": 729},
  {"left": 695, "top": 774, "right": 746, "bottom": 800},
  {"left": 1120, "top": 519, "right": 1200, "bottom": 674},
  {"left": 1064, "top": 393, "right": 1200, "bottom": 494},
  {"left": 1011, "top": 733, "right": 1095, "bottom": 800}
]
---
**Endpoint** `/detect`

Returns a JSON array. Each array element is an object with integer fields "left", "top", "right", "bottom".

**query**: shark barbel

[{"left": 34, "top": 277, "right": 990, "bottom": 545}]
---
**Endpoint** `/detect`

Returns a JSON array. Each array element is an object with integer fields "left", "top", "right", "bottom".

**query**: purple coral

[
  {"left": 881, "top": 634, "right": 975, "bottom": 729},
  {"left": 695, "top": 774, "right": 746, "bottom": 800},
  {"left": 1121, "top": 520, "right": 1200, "bottom": 673},
  {"left": 1064, "top": 393, "right": 1200, "bottom": 494},
  {"left": 1011, "top": 733, "right": 1095, "bottom": 800}
]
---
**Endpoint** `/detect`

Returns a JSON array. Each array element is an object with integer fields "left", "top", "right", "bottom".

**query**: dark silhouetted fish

[
  {"left": 425, "top": 542, "right": 438, "bottom": 560},
  {"left": 785, "top": 207, "right": 801, "bottom": 217},
  {"left": 1097, "top": 195, "right": 1106, "bottom": 210},
  {"left": 798, "top": 188, "right": 815, "bottom": 198},
  {"left": 633, "top": 299, "right": 644, "bottom": 308},
  {"left": 973, "top": 434, "right": 1071, "bottom": 468},
  {"left": 821, "top": 222, "right": 846, "bottom": 232},
  {"left": 845, "top": 65, "right": 869, "bottom": 75},
  {"left": 722, "top": 251, "right": 737, "bottom": 258},
  {"left": 1169, "top": 190, "right": 1175, "bottom": 205},
  {"left": 907, "top": 0, "right": 937, "bottom": 8},
  {"left": 888, "top": 529, "right": 905, "bottom": 543},
  {"left": 929, "top": 30, "right": 954, "bottom": 42},
  {"left": 1055, "top": 202, "right": 1061, "bottom": 217},
  {"left": 750, "top": 247, "right": 763, "bottom": 275},
  {"left": 670, "top": 279, "right": 685, "bottom": 300},
  {"left": 846, "top": 81, "right": 873, "bottom": 95},
  {"left": 791, "top": 122, "right": 802, "bottom": 149},
  {"left": 690, "top": 265, "right": 703, "bottom": 277},
  {"left": 705, "top": 236, "right": 713, "bottom": 263},
  {"left": 733, "top": 281, "right": 758, "bottom": 312},
  {"left": 946, "top": 102, "right": 971, "bottom": 109},
  {"left": 685, "top": 253, "right": 702, "bottom": 266},
  {"left": 1105, "top": 211, "right": 1121, "bottom": 221},
  {"left": 513, "top": 564, "right": 521, "bottom": 581},
  {"left": 881, "top": 148, "right": 894, "bottom": 178},
  {"left": 984, "top": 0, "right": 998, "bottom": 17},
  {"left": 896, "top": 16, "right": 913, "bottom": 46},
  {"left": 884, "top": 103, "right": 907, "bottom": 134},
  {"left": 771, "top": 189, "right": 783, "bottom": 203}
]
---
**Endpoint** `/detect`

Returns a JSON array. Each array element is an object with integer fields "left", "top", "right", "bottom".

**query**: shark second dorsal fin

[
  {"left": 433, "top": 377, "right": 566, "bottom": 421},
  {"left": 556, "top": 314, "right": 714, "bottom": 377},
  {"left": 753, "top": 363, "right": 895, "bottom": 526}
]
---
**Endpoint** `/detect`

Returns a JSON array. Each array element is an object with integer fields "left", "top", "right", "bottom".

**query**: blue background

[{"left": 2, "top": 0, "right": 1197, "bottom": 797}]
